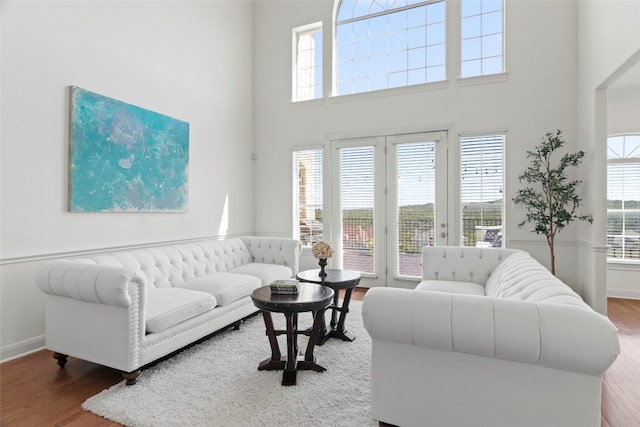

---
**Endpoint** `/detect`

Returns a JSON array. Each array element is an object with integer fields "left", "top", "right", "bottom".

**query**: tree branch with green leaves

[{"left": 512, "top": 129, "right": 593, "bottom": 275}]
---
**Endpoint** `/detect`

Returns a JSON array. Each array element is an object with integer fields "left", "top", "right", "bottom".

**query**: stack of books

[{"left": 270, "top": 279, "right": 300, "bottom": 295}]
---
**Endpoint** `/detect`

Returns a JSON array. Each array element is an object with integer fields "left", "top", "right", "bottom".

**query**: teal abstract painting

[{"left": 70, "top": 87, "right": 189, "bottom": 212}]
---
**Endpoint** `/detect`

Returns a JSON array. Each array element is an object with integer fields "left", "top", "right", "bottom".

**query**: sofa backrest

[
  {"left": 422, "top": 246, "right": 522, "bottom": 285},
  {"left": 239, "top": 236, "right": 299, "bottom": 273},
  {"left": 485, "top": 251, "right": 589, "bottom": 308},
  {"left": 80, "top": 238, "right": 254, "bottom": 289}
]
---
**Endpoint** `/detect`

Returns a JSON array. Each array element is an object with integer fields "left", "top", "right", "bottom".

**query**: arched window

[{"left": 335, "top": 0, "right": 446, "bottom": 96}]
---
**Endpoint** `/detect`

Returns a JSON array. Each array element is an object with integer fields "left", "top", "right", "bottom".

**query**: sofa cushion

[
  {"left": 229, "top": 263, "right": 293, "bottom": 286},
  {"left": 416, "top": 280, "right": 485, "bottom": 296},
  {"left": 177, "top": 272, "right": 261, "bottom": 306},
  {"left": 146, "top": 288, "right": 216, "bottom": 334}
]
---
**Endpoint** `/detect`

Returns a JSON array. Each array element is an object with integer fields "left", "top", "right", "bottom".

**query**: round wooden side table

[
  {"left": 296, "top": 268, "right": 361, "bottom": 345},
  {"left": 251, "top": 283, "right": 334, "bottom": 386}
]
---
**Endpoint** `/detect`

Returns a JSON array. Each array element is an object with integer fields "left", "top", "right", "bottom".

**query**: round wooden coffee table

[
  {"left": 251, "top": 283, "right": 334, "bottom": 386},
  {"left": 296, "top": 269, "right": 361, "bottom": 345}
]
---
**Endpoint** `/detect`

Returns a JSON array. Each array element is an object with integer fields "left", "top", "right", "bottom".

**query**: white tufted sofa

[
  {"left": 36, "top": 236, "right": 299, "bottom": 384},
  {"left": 363, "top": 246, "right": 620, "bottom": 427}
]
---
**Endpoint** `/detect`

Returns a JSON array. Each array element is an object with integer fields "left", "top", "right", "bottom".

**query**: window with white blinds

[
  {"left": 340, "top": 146, "right": 375, "bottom": 274},
  {"left": 607, "top": 134, "right": 640, "bottom": 261},
  {"left": 293, "top": 148, "right": 323, "bottom": 247},
  {"left": 460, "top": 134, "right": 504, "bottom": 247},
  {"left": 396, "top": 141, "right": 436, "bottom": 276}
]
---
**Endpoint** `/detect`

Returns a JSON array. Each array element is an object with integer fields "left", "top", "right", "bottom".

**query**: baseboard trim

[
  {"left": 1, "top": 335, "right": 46, "bottom": 363},
  {"left": 608, "top": 288, "right": 640, "bottom": 300}
]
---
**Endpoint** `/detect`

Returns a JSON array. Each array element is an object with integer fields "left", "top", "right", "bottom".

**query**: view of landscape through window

[
  {"left": 340, "top": 146, "right": 376, "bottom": 273},
  {"left": 297, "top": 134, "right": 637, "bottom": 272},
  {"left": 460, "top": 135, "right": 504, "bottom": 247},
  {"left": 394, "top": 142, "right": 437, "bottom": 276},
  {"left": 295, "top": 134, "right": 505, "bottom": 277},
  {"left": 607, "top": 134, "right": 640, "bottom": 261},
  {"left": 294, "top": 149, "right": 323, "bottom": 247}
]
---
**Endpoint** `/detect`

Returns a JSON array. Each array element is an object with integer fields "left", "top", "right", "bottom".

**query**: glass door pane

[
  {"left": 387, "top": 132, "right": 448, "bottom": 287},
  {"left": 331, "top": 132, "right": 447, "bottom": 288},
  {"left": 395, "top": 141, "right": 436, "bottom": 276},
  {"left": 331, "top": 137, "right": 386, "bottom": 287}
]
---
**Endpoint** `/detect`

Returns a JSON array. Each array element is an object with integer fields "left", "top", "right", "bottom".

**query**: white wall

[
  {"left": 576, "top": 0, "right": 640, "bottom": 310},
  {"left": 0, "top": 1, "right": 255, "bottom": 360},
  {"left": 608, "top": 91, "right": 640, "bottom": 136},
  {"left": 253, "top": 1, "right": 582, "bottom": 284}
]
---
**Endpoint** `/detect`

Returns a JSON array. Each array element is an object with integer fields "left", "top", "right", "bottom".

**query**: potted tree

[{"left": 513, "top": 129, "right": 593, "bottom": 275}]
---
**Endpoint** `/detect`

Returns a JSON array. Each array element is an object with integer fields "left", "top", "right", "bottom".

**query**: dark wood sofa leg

[
  {"left": 53, "top": 352, "right": 68, "bottom": 368},
  {"left": 122, "top": 370, "right": 141, "bottom": 386}
]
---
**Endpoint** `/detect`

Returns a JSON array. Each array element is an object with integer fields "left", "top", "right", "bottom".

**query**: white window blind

[
  {"left": 397, "top": 142, "right": 436, "bottom": 208},
  {"left": 460, "top": 134, "right": 504, "bottom": 247},
  {"left": 293, "top": 148, "right": 323, "bottom": 247},
  {"left": 396, "top": 141, "right": 436, "bottom": 276},
  {"left": 340, "top": 146, "right": 375, "bottom": 274}
]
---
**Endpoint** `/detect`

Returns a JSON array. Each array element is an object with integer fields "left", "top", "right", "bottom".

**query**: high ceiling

[
  {"left": 610, "top": 61, "right": 640, "bottom": 90},
  {"left": 608, "top": 60, "right": 640, "bottom": 104}
]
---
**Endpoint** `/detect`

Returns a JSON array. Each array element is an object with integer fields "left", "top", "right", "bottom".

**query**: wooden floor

[
  {"left": 601, "top": 298, "right": 640, "bottom": 427},
  {"left": 1, "top": 292, "right": 638, "bottom": 427}
]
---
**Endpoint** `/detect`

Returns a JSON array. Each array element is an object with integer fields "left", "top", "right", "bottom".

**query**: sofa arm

[
  {"left": 363, "top": 287, "right": 620, "bottom": 377},
  {"left": 240, "top": 236, "right": 301, "bottom": 275},
  {"left": 35, "top": 261, "right": 146, "bottom": 308}
]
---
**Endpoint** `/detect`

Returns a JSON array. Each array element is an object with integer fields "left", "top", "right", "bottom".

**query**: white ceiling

[
  {"left": 610, "top": 61, "right": 640, "bottom": 90},
  {"left": 608, "top": 61, "right": 640, "bottom": 103}
]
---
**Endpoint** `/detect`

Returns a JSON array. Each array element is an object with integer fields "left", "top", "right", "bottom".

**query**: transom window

[
  {"left": 461, "top": 0, "right": 503, "bottom": 78},
  {"left": 293, "top": 23, "right": 323, "bottom": 102},
  {"left": 336, "top": 0, "right": 446, "bottom": 95},
  {"left": 607, "top": 134, "right": 640, "bottom": 262}
]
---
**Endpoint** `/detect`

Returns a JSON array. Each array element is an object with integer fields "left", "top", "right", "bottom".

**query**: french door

[{"left": 331, "top": 131, "right": 450, "bottom": 288}]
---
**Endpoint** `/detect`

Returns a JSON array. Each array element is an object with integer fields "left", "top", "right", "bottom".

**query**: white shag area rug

[{"left": 82, "top": 301, "right": 377, "bottom": 427}]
